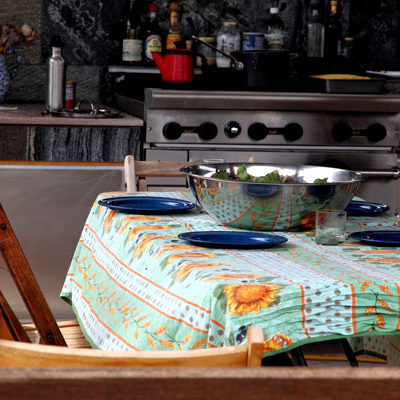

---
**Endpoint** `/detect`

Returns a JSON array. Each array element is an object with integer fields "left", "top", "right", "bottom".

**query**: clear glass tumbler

[{"left": 315, "top": 209, "right": 347, "bottom": 245}]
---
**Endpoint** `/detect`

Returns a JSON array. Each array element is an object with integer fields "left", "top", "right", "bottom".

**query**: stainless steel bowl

[{"left": 181, "top": 163, "right": 365, "bottom": 231}]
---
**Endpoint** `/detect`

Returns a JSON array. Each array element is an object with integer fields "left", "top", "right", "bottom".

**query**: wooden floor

[{"left": 302, "top": 340, "right": 387, "bottom": 368}]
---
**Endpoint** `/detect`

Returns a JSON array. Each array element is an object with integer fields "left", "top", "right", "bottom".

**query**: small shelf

[
  {"left": 109, "top": 66, "right": 160, "bottom": 74},
  {"left": 108, "top": 65, "right": 203, "bottom": 75}
]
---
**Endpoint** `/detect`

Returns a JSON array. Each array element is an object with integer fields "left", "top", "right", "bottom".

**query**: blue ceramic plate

[
  {"left": 178, "top": 231, "right": 288, "bottom": 249},
  {"left": 345, "top": 200, "right": 390, "bottom": 216},
  {"left": 349, "top": 230, "right": 400, "bottom": 246},
  {"left": 98, "top": 196, "right": 196, "bottom": 214}
]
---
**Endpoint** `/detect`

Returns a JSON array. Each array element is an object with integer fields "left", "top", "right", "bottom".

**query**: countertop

[{"left": 0, "top": 103, "right": 143, "bottom": 127}]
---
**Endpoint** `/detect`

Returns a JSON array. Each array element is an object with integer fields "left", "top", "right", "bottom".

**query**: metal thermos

[{"left": 46, "top": 46, "right": 65, "bottom": 111}]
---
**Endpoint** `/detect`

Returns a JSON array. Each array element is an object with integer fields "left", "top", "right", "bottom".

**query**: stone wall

[{"left": 1, "top": 0, "right": 140, "bottom": 161}]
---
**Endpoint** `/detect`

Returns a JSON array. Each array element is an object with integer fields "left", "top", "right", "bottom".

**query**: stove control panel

[
  {"left": 247, "top": 122, "right": 303, "bottom": 141},
  {"left": 224, "top": 121, "right": 241, "bottom": 138},
  {"left": 162, "top": 121, "right": 218, "bottom": 141},
  {"left": 149, "top": 110, "right": 399, "bottom": 147},
  {"left": 332, "top": 122, "right": 387, "bottom": 142},
  {"left": 198, "top": 122, "right": 218, "bottom": 140}
]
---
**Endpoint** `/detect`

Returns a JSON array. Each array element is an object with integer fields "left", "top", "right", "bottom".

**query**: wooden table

[{"left": 61, "top": 191, "right": 400, "bottom": 362}]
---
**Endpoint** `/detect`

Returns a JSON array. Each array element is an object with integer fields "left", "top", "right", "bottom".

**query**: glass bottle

[
  {"left": 143, "top": 4, "right": 162, "bottom": 65},
  {"left": 324, "top": 0, "right": 342, "bottom": 64},
  {"left": 122, "top": 0, "right": 143, "bottom": 64},
  {"left": 216, "top": 21, "right": 241, "bottom": 69},
  {"left": 265, "top": 7, "right": 285, "bottom": 50},
  {"left": 166, "top": 2, "right": 182, "bottom": 50},
  {"left": 307, "top": 7, "right": 325, "bottom": 58}
]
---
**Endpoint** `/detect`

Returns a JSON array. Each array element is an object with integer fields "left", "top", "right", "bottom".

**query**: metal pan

[{"left": 309, "top": 75, "right": 385, "bottom": 94}]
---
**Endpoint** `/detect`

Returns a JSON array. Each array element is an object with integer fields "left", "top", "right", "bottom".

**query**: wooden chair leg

[
  {"left": 339, "top": 338, "right": 359, "bottom": 367},
  {"left": 0, "top": 203, "right": 66, "bottom": 346},
  {"left": 0, "top": 290, "right": 31, "bottom": 342}
]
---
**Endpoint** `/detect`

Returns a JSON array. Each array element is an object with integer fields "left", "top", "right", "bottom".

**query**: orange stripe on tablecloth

[
  {"left": 396, "top": 283, "right": 400, "bottom": 330},
  {"left": 200, "top": 193, "right": 242, "bottom": 205},
  {"left": 180, "top": 191, "right": 195, "bottom": 202},
  {"left": 85, "top": 224, "right": 212, "bottom": 315},
  {"left": 389, "top": 341, "right": 400, "bottom": 353},
  {"left": 300, "top": 285, "right": 310, "bottom": 338},
  {"left": 80, "top": 239, "right": 210, "bottom": 334},
  {"left": 225, "top": 199, "right": 259, "bottom": 224},
  {"left": 288, "top": 192, "right": 293, "bottom": 230},
  {"left": 73, "top": 279, "right": 83, "bottom": 290},
  {"left": 270, "top": 192, "right": 283, "bottom": 231},
  {"left": 72, "top": 279, "right": 140, "bottom": 351},
  {"left": 291, "top": 233, "right": 400, "bottom": 283},
  {"left": 350, "top": 284, "right": 357, "bottom": 334}
]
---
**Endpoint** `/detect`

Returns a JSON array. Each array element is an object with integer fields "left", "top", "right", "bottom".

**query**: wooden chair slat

[
  {"left": 0, "top": 326, "right": 263, "bottom": 368},
  {"left": 124, "top": 155, "right": 198, "bottom": 192}
]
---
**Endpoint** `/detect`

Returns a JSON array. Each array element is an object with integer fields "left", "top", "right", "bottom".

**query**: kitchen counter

[{"left": 0, "top": 103, "right": 143, "bottom": 127}]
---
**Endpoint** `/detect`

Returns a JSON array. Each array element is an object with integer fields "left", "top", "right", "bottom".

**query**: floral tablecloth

[{"left": 61, "top": 192, "right": 400, "bottom": 360}]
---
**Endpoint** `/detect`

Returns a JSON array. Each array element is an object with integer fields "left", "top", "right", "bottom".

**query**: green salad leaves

[{"left": 211, "top": 165, "right": 328, "bottom": 184}]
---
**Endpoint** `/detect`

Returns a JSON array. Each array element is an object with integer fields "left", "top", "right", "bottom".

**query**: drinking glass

[{"left": 315, "top": 209, "right": 347, "bottom": 245}]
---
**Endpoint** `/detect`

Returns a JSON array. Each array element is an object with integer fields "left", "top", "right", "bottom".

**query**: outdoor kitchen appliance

[{"left": 143, "top": 88, "right": 400, "bottom": 214}]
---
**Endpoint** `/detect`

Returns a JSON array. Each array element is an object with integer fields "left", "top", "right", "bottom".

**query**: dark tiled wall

[
  {"left": 350, "top": 0, "right": 400, "bottom": 70},
  {"left": 42, "top": 0, "right": 399, "bottom": 70}
]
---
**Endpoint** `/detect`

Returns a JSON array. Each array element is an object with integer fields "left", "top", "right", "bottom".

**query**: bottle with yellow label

[
  {"left": 143, "top": 4, "right": 162, "bottom": 65},
  {"left": 166, "top": 2, "right": 182, "bottom": 50}
]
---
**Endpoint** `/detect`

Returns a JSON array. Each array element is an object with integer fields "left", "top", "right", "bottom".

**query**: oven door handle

[{"left": 357, "top": 168, "right": 400, "bottom": 179}]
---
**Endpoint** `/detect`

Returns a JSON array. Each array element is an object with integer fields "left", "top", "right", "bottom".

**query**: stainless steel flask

[{"left": 46, "top": 47, "right": 65, "bottom": 111}]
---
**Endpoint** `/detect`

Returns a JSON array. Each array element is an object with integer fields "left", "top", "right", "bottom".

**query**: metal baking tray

[
  {"left": 47, "top": 109, "right": 120, "bottom": 118},
  {"left": 43, "top": 102, "right": 121, "bottom": 118},
  {"left": 309, "top": 76, "right": 385, "bottom": 94}
]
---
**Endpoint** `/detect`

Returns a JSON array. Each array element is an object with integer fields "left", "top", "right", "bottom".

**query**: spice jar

[{"left": 216, "top": 21, "right": 240, "bottom": 68}]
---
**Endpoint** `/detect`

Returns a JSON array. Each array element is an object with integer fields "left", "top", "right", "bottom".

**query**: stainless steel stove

[{"left": 143, "top": 88, "right": 400, "bottom": 213}]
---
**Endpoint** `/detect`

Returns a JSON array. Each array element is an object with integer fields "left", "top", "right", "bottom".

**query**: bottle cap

[
  {"left": 50, "top": 35, "right": 63, "bottom": 48},
  {"left": 310, "top": 8, "right": 321, "bottom": 22},
  {"left": 222, "top": 21, "right": 237, "bottom": 27},
  {"left": 169, "top": 2, "right": 179, "bottom": 11},
  {"left": 149, "top": 4, "right": 157, "bottom": 12}
]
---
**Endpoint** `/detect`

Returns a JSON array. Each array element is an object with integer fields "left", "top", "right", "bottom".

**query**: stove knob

[
  {"left": 366, "top": 123, "right": 386, "bottom": 142},
  {"left": 198, "top": 122, "right": 218, "bottom": 140},
  {"left": 248, "top": 122, "right": 268, "bottom": 141},
  {"left": 224, "top": 121, "right": 241, "bottom": 138},
  {"left": 283, "top": 123, "right": 303, "bottom": 141},
  {"left": 163, "top": 122, "right": 183, "bottom": 140},
  {"left": 332, "top": 122, "right": 352, "bottom": 142}
]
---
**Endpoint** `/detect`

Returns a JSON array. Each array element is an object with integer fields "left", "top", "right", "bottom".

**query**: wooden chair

[
  {"left": 0, "top": 200, "right": 89, "bottom": 348},
  {"left": 124, "top": 154, "right": 198, "bottom": 192},
  {"left": 0, "top": 325, "right": 264, "bottom": 367}
]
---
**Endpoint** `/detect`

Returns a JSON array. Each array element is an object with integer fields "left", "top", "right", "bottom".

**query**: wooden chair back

[
  {"left": 124, "top": 155, "right": 198, "bottom": 192},
  {"left": 0, "top": 326, "right": 264, "bottom": 368},
  {"left": 0, "top": 201, "right": 66, "bottom": 346}
]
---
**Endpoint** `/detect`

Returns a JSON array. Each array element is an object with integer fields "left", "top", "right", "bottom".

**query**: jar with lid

[
  {"left": 265, "top": 7, "right": 285, "bottom": 50},
  {"left": 216, "top": 21, "right": 240, "bottom": 68}
]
